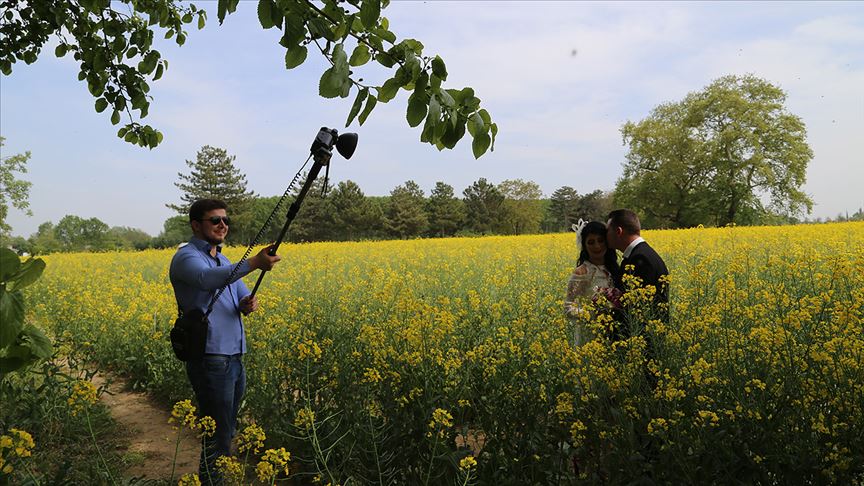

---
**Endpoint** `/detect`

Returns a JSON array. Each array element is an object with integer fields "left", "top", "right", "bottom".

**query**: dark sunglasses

[{"left": 201, "top": 216, "right": 231, "bottom": 226}]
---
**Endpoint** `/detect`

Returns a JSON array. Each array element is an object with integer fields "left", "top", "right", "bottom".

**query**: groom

[{"left": 606, "top": 209, "right": 669, "bottom": 341}]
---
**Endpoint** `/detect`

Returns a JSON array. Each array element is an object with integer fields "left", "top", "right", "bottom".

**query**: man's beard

[{"left": 205, "top": 235, "right": 224, "bottom": 246}]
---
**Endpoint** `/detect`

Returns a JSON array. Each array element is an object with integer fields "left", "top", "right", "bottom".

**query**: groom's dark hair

[{"left": 607, "top": 209, "right": 641, "bottom": 235}]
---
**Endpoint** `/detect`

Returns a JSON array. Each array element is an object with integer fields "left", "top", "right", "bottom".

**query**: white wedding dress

[{"left": 565, "top": 260, "right": 614, "bottom": 345}]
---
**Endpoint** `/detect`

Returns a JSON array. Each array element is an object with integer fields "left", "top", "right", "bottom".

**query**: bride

[{"left": 565, "top": 220, "right": 620, "bottom": 345}]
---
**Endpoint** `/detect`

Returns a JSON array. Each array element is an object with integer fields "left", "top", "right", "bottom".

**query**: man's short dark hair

[
  {"left": 607, "top": 209, "right": 641, "bottom": 235},
  {"left": 189, "top": 199, "right": 227, "bottom": 222}
]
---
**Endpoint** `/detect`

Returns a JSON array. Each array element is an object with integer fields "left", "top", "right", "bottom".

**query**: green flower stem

[
  {"left": 85, "top": 408, "right": 116, "bottom": 485},
  {"left": 169, "top": 427, "right": 183, "bottom": 484}
]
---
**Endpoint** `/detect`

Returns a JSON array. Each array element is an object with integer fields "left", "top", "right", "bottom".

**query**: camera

[{"left": 310, "top": 127, "right": 358, "bottom": 160}]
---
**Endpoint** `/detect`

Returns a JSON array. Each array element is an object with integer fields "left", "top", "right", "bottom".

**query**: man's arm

[{"left": 172, "top": 251, "right": 253, "bottom": 291}]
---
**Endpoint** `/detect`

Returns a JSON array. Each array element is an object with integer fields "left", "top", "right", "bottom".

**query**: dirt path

[{"left": 91, "top": 373, "right": 200, "bottom": 481}]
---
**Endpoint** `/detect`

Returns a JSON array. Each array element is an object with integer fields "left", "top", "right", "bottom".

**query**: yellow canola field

[{"left": 28, "top": 223, "right": 864, "bottom": 484}]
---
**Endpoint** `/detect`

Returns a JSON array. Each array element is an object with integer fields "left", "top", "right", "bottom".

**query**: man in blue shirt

[{"left": 169, "top": 199, "right": 280, "bottom": 484}]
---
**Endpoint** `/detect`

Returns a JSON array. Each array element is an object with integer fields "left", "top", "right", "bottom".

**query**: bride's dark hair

[{"left": 578, "top": 221, "right": 619, "bottom": 272}]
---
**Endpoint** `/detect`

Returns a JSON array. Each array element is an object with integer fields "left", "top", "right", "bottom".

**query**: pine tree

[
  {"left": 330, "top": 180, "right": 380, "bottom": 241},
  {"left": 288, "top": 176, "right": 336, "bottom": 243},
  {"left": 167, "top": 146, "right": 256, "bottom": 243},
  {"left": 427, "top": 182, "right": 465, "bottom": 237},
  {"left": 463, "top": 178, "right": 506, "bottom": 234},
  {"left": 545, "top": 186, "right": 581, "bottom": 232},
  {"left": 385, "top": 181, "right": 428, "bottom": 239}
]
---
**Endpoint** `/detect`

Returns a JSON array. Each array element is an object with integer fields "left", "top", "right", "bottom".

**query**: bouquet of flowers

[{"left": 592, "top": 286, "right": 622, "bottom": 310}]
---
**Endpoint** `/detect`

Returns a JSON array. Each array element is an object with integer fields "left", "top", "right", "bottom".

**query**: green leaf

[
  {"left": 467, "top": 112, "right": 484, "bottom": 137},
  {"left": 358, "top": 94, "right": 377, "bottom": 125},
  {"left": 377, "top": 77, "right": 401, "bottom": 103},
  {"left": 375, "top": 52, "right": 395, "bottom": 68},
  {"left": 346, "top": 87, "right": 368, "bottom": 127},
  {"left": 217, "top": 0, "right": 228, "bottom": 24},
  {"left": 427, "top": 95, "right": 441, "bottom": 123},
  {"left": 0, "top": 356, "right": 27, "bottom": 374},
  {"left": 472, "top": 131, "right": 491, "bottom": 159},
  {"left": 257, "top": 0, "right": 275, "bottom": 29},
  {"left": 479, "top": 109, "right": 491, "bottom": 125},
  {"left": 18, "top": 325, "right": 53, "bottom": 359},
  {"left": 198, "top": 13, "right": 206, "bottom": 29},
  {"left": 319, "top": 67, "right": 350, "bottom": 99},
  {"left": 490, "top": 123, "right": 498, "bottom": 151},
  {"left": 153, "top": 63, "right": 164, "bottom": 81},
  {"left": 406, "top": 94, "right": 427, "bottom": 128},
  {"left": 281, "top": 15, "right": 306, "bottom": 46},
  {"left": 7, "top": 258, "right": 45, "bottom": 292},
  {"left": 360, "top": 0, "right": 381, "bottom": 29},
  {"left": 441, "top": 121, "right": 465, "bottom": 149},
  {"left": 126, "top": 46, "right": 138, "bottom": 59},
  {"left": 55, "top": 44, "right": 67, "bottom": 57},
  {"left": 431, "top": 55, "right": 447, "bottom": 80},
  {"left": 308, "top": 17, "right": 335, "bottom": 41},
  {"left": 284, "top": 44, "right": 307, "bottom": 69},
  {"left": 372, "top": 26, "right": 396, "bottom": 44},
  {"left": 0, "top": 291, "right": 24, "bottom": 349},
  {"left": 0, "top": 249, "right": 20, "bottom": 280},
  {"left": 349, "top": 45, "right": 371, "bottom": 67},
  {"left": 111, "top": 110, "right": 121, "bottom": 125}
]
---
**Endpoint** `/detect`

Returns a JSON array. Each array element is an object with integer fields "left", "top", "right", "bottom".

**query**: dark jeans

[{"left": 185, "top": 353, "right": 246, "bottom": 485}]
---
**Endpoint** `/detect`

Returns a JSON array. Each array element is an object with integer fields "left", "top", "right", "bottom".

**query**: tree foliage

[
  {"left": 0, "top": 137, "right": 32, "bottom": 237},
  {"left": 463, "top": 177, "right": 506, "bottom": 234},
  {"left": 426, "top": 181, "right": 464, "bottom": 238},
  {"left": 330, "top": 180, "right": 381, "bottom": 240},
  {"left": 54, "top": 214, "right": 110, "bottom": 251},
  {"left": 167, "top": 145, "right": 256, "bottom": 243},
  {"left": 1, "top": 0, "right": 496, "bottom": 156},
  {"left": 544, "top": 186, "right": 580, "bottom": 232},
  {"left": 385, "top": 180, "right": 426, "bottom": 239},
  {"left": 498, "top": 178, "right": 543, "bottom": 235},
  {"left": 615, "top": 74, "right": 813, "bottom": 228},
  {"left": 0, "top": 248, "right": 50, "bottom": 378}
]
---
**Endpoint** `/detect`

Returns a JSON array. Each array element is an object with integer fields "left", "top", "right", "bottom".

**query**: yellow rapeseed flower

[
  {"left": 67, "top": 380, "right": 98, "bottom": 416},
  {"left": 237, "top": 423, "right": 266, "bottom": 454},
  {"left": 459, "top": 455, "right": 477, "bottom": 470},
  {"left": 177, "top": 473, "right": 201, "bottom": 486}
]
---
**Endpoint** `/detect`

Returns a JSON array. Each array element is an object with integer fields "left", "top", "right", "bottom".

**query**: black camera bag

[{"left": 170, "top": 309, "right": 209, "bottom": 362}]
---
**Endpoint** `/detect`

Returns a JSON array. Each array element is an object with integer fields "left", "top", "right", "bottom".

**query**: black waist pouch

[{"left": 170, "top": 309, "right": 209, "bottom": 361}]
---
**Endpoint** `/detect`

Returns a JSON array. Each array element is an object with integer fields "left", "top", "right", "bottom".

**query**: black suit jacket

[{"left": 615, "top": 241, "right": 669, "bottom": 305}]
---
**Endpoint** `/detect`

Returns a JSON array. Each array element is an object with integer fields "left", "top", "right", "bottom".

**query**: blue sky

[{"left": 2, "top": 1, "right": 862, "bottom": 237}]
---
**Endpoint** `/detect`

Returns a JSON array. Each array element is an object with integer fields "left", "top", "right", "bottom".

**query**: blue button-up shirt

[{"left": 169, "top": 237, "right": 253, "bottom": 355}]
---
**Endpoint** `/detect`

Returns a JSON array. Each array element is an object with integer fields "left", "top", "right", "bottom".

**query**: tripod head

[{"left": 311, "top": 127, "right": 358, "bottom": 161}]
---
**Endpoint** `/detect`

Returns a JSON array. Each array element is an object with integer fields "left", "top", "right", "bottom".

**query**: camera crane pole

[
  {"left": 245, "top": 127, "right": 356, "bottom": 299},
  {"left": 248, "top": 149, "right": 331, "bottom": 298}
]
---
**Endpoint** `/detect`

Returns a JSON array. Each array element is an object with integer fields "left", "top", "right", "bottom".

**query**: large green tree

[
  {"left": 0, "top": 137, "right": 32, "bottom": 237},
  {"left": 426, "top": 181, "right": 464, "bottom": 238},
  {"left": 54, "top": 214, "right": 111, "bottom": 251},
  {"left": 330, "top": 180, "right": 380, "bottom": 240},
  {"left": 27, "top": 221, "right": 61, "bottom": 254},
  {"left": 385, "top": 180, "right": 426, "bottom": 239},
  {"left": 168, "top": 145, "right": 256, "bottom": 243},
  {"left": 1, "top": 0, "right": 496, "bottom": 156},
  {"left": 153, "top": 214, "right": 190, "bottom": 248},
  {"left": 289, "top": 176, "right": 336, "bottom": 242},
  {"left": 498, "top": 178, "right": 543, "bottom": 235},
  {"left": 544, "top": 186, "right": 580, "bottom": 232},
  {"left": 463, "top": 178, "right": 505, "bottom": 234},
  {"left": 615, "top": 74, "right": 813, "bottom": 228}
]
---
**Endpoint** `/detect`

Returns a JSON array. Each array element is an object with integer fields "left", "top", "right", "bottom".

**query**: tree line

[
  {"left": 4, "top": 74, "right": 836, "bottom": 255},
  {"left": 3, "top": 177, "right": 612, "bottom": 256}
]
